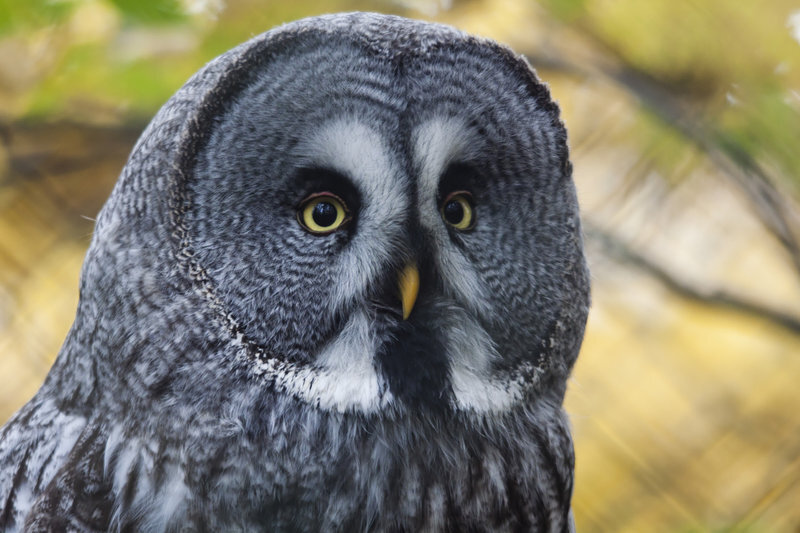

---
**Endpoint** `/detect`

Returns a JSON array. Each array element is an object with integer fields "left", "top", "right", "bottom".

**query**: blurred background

[{"left": 1, "top": 0, "right": 799, "bottom": 530}]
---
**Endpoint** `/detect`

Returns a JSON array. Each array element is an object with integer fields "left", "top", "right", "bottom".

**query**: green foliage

[
  {"left": 0, "top": 0, "right": 74, "bottom": 33},
  {"left": 623, "top": 108, "right": 687, "bottom": 182},
  {"left": 717, "top": 86, "right": 800, "bottom": 187},
  {"left": 541, "top": 0, "right": 800, "bottom": 192},
  {"left": 107, "top": 0, "right": 186, "bottom": 24},
  {"left": 0, "top": 0, "right": 384, "bottom": 121},
  {"left": 539, "top": 0, "right": 587, "bottom": 21}
]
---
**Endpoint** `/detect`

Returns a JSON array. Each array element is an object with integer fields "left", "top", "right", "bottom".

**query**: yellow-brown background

[{"left": 2, "top": 1, "right": 799, "bottom": 531}]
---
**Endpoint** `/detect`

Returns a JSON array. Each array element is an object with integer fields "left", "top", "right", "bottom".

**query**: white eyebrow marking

[
  {"left": 413, "top": 117, "right": 472, "bottom": 233},
  {"left": 412, "top": 117, "right": 492, "bottom": 318},
  {"left": 299, "top": 119, "right": 409, "bottom": 314}
]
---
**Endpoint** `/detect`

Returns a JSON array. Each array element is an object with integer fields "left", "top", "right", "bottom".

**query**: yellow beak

[{"left": 398, "top": 262, "right": 420, "bottom": 320}]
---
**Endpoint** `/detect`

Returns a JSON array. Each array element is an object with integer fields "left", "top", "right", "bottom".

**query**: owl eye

[
  {"left": 297, "top": 193, "right": 351, "bottom": 235},
  {"left": 440, "top": 191, "right": 475, "bottom": 230}
]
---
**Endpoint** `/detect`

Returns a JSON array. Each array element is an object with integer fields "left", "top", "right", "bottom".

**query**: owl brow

[
  {"left": 437, "top": 162, "right": 483, "bottom": 201},
  {"left": 291, "top": 167, "right": 362, "bottom": 210}
]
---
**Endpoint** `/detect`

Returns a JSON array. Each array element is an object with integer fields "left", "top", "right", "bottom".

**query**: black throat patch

[{"left": 375, "top": 317, "right": 454, "bottom": 411}]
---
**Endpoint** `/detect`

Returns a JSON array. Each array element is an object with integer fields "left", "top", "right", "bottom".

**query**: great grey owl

[{"left": 0, "top": 12, "right": 589, "bottom": 532}]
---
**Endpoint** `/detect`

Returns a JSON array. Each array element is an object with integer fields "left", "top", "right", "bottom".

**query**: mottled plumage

[{"left": 0, "top": 12, "right": 589, "bottom": 532}]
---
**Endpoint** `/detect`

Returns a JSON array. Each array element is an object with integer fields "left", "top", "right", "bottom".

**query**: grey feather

[{"left": 0, "top": 12, "right": 589, "bottom": 532}]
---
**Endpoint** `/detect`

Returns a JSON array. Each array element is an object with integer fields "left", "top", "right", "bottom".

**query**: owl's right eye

[{"left": 297, "top": 193, "right": 351, "bottom": 235}]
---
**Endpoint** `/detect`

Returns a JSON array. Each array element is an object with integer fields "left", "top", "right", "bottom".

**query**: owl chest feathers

[{"left": 93, "top": 396, "right": 574, "bottom": 532}]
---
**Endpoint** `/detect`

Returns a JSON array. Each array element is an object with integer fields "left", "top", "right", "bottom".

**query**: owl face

[{"left": 181, "top": 15, "right": 587, "bottom": 415}]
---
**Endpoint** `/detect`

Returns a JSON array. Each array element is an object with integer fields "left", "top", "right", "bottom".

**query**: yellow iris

[
  {"left": 441, "top": 191, "right": 474, "bottom": 230},
  {"left": 298, "top": 193, "right": 349, "bottom": 234}
]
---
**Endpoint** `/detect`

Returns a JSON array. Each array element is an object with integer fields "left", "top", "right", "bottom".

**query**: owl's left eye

[
  {"left": 297, "top": 193, "right": 351, "bottom": 235},
  {"left": 440, "top": 191, "right": 475, "bottom": 230}
]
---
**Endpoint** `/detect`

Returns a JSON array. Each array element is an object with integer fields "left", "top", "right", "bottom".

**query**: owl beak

[{"left": 398, "top": 262, "right": 420, "bottom": 320}]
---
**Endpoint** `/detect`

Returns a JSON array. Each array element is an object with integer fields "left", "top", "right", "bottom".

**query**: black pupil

[
  {"left": 443, "top": 199, "right": 465, "bottom": 225},
  {"left": 312, "top": 201, "right": 338, "bottom": 227}
]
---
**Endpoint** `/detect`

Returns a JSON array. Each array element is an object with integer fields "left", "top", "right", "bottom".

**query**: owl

[{"left": 0, "top": 12, "right": 589, "bottom": 532}]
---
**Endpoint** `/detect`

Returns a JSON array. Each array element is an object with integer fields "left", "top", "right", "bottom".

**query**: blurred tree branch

[
  {"left": 523, "top": 45, "right": 800, "bottom": 277},
  {"left": 514, "top": 6, "right": 800, "bottom": 336},
  {"left": 586, "top": 223, "right": 800, "bottom": 335},
  {"left": 519, "top": 10, "right": 800, "bottom": 334}
]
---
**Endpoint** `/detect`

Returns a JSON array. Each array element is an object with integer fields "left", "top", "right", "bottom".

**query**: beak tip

[{"left": 399, "top": 263, "right": 420, "bottom": 321}]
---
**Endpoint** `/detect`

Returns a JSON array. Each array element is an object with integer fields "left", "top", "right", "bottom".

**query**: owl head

[
  {"left": 0, "top": 13, "right": 592, "bottom": 531},
  {"left": 75, "top": 12, "right": 589, "bottom": 420}
]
